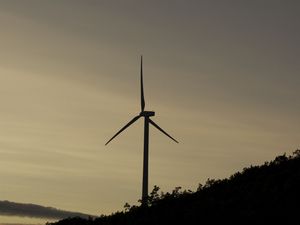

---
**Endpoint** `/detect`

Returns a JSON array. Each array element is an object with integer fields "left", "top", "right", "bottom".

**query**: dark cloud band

[{"left": 0, "top": 200, "right": 94, "bottom": 220}]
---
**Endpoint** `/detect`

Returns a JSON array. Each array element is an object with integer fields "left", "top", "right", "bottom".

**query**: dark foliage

[{"left": 50, "top": 150, "right": 300, "bottom": 225}]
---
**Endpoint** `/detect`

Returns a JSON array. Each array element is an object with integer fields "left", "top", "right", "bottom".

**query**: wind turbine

[{"left": 105, "top": 56, "right": 178, "bottom": 206}]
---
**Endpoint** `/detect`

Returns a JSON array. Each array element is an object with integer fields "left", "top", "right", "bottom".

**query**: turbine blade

[
  {"left": 105, "top": 115, "right": 141, "bottom": 145},
  {"left": 140, "top": 55, "right": 145, "bottom": 112},
  {"left": 149, "top": 119, "right": 179, "bottom": 143}
]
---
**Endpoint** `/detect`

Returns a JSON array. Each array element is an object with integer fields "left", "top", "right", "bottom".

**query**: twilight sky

[{"left": 0, "top": 0, "right": 299, "bottom": 224}]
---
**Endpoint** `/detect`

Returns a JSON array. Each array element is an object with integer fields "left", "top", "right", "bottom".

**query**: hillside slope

[{"left": 51, "top": 150, "right": 300, "bottom": 225}]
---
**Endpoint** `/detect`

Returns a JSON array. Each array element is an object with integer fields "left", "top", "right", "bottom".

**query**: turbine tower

[{"left": 105, "top": 56, "right": 178, "bottom": 206}]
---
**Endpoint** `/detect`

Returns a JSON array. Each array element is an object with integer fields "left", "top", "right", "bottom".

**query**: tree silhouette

[{"left": 49, "top": 151, "right": 300, "bottom": 225}]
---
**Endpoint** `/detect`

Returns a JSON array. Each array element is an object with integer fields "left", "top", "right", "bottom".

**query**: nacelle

[{"left": 140, "top": 111, "right": 155, "bottom": 117}]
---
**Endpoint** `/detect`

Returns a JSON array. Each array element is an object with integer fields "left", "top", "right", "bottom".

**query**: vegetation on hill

[{"left": 49, "top": 150, "right": 300, "bottom": 225}]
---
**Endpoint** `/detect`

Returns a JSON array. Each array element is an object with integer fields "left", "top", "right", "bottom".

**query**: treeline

[{"left": 50, "top": 150, "right": 300, "bottom": 225}]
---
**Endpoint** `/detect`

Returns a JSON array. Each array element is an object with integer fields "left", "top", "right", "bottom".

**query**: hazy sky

[{"left": 0, "top": 0, "right": 299, "bottom": 224}]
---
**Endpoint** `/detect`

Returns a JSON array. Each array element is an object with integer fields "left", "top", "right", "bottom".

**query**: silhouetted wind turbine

[{"left": 105, "top": 56, "right": 178, "bottom": 206}]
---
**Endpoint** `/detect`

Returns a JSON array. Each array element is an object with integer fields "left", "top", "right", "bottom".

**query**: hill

[{"left": 50, "top": 150, "right": 300, "bottom": 225}]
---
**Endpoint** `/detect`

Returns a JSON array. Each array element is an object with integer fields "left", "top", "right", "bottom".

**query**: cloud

[
  {"left": 0, "top": 200, "right": 94, "bottom": 220},
  {"left": 0, "top": 224, "right": 42, "bottom": 225}
]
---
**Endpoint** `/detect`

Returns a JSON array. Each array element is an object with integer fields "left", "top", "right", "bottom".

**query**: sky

[{"left": 0, "top": 0, "right": 299, "bottom": 224}]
